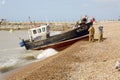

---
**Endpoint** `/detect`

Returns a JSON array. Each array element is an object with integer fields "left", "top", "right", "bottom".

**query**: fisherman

[
  {"left": 98, "top": 26, "right": 103, "bottom": 42},
  {"left": 81, "top": 15, "right": 88, "bottom": 24},
  {"left": 88, "top": 25, "right": 95, "bottom": 42},
  {"left": 79, "top": 15, "right": 88, "bottom": 28},
  {"left": 90, "top": 17, "right": 95, "bottom": 23},
  {"left": 90, "top": 17, "right": 95, "bottom": 26}
]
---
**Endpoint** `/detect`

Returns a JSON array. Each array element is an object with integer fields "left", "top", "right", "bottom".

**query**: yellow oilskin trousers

[
  {"left": 98, "top": 33, "right": 103, "bottom": 42},
  {"left": 89, "top": 34, "right": 94, "bottom": 42},
  {"left": 88, "top": 26, "right": 95, "bottom": 42}
]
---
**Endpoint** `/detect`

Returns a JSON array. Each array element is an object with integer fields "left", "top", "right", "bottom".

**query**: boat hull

[{"left": 33, "top": 35, "right": 88, "bottom": 51}]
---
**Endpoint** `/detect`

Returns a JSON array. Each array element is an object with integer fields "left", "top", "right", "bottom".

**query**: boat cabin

[{"left": 28, "top": 24, "right": 50, "bottom": 42}]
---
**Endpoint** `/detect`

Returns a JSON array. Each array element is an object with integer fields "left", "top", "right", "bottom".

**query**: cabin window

[
  {"left": 42, "top": 27, "right": 45, "bottom": 32},
  {"left": 33, "top": 30, "right": 37, "bottom": 34},
  {"left": 38, "top": 29, "right": 41, "bottom": 33}
]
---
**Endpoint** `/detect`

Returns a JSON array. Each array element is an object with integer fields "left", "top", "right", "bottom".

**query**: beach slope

[{"left": 6, "top": 21, "right": 120, "bottom": 80}]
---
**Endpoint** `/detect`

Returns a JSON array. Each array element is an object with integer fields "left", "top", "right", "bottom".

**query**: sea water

[{"left": 0, "top": 30, "right": 60, "bottom": 80}]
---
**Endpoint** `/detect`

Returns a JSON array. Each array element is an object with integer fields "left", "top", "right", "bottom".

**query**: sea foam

[
  {"left": 37, "top": 48, "right": 58, "bottom": 60},
  {"left": 0, "top": 58, "right": 18, "bottom": 72}
]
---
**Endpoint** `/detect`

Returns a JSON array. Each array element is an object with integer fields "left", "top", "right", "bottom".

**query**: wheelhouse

[{"left": 28, "top": 24, "right": 50, "bottom": 41}]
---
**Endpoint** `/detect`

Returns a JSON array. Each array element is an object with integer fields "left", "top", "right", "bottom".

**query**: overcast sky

[{"left": 0, "top": 0, "right": 120, "bottom": 21}]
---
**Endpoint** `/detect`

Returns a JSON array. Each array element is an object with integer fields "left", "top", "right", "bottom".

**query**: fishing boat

[{"left": 19, "top": 22, "right": 92, "bottom": 50}]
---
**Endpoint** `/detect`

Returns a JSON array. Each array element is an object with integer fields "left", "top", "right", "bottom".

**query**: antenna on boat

[
  {"left": 28, "top": 16, "right": 33, "bottom": 29},
  {"left": 44, "top": 16, "right": 50, "bottom": 26}
]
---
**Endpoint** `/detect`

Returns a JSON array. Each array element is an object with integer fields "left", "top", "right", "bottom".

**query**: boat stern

[
  {"left": 19, "top": 40, "right": 25, "bottom": 47},
  {"left": 19, "top": 40, "right": 33, "bottom": 50}
]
